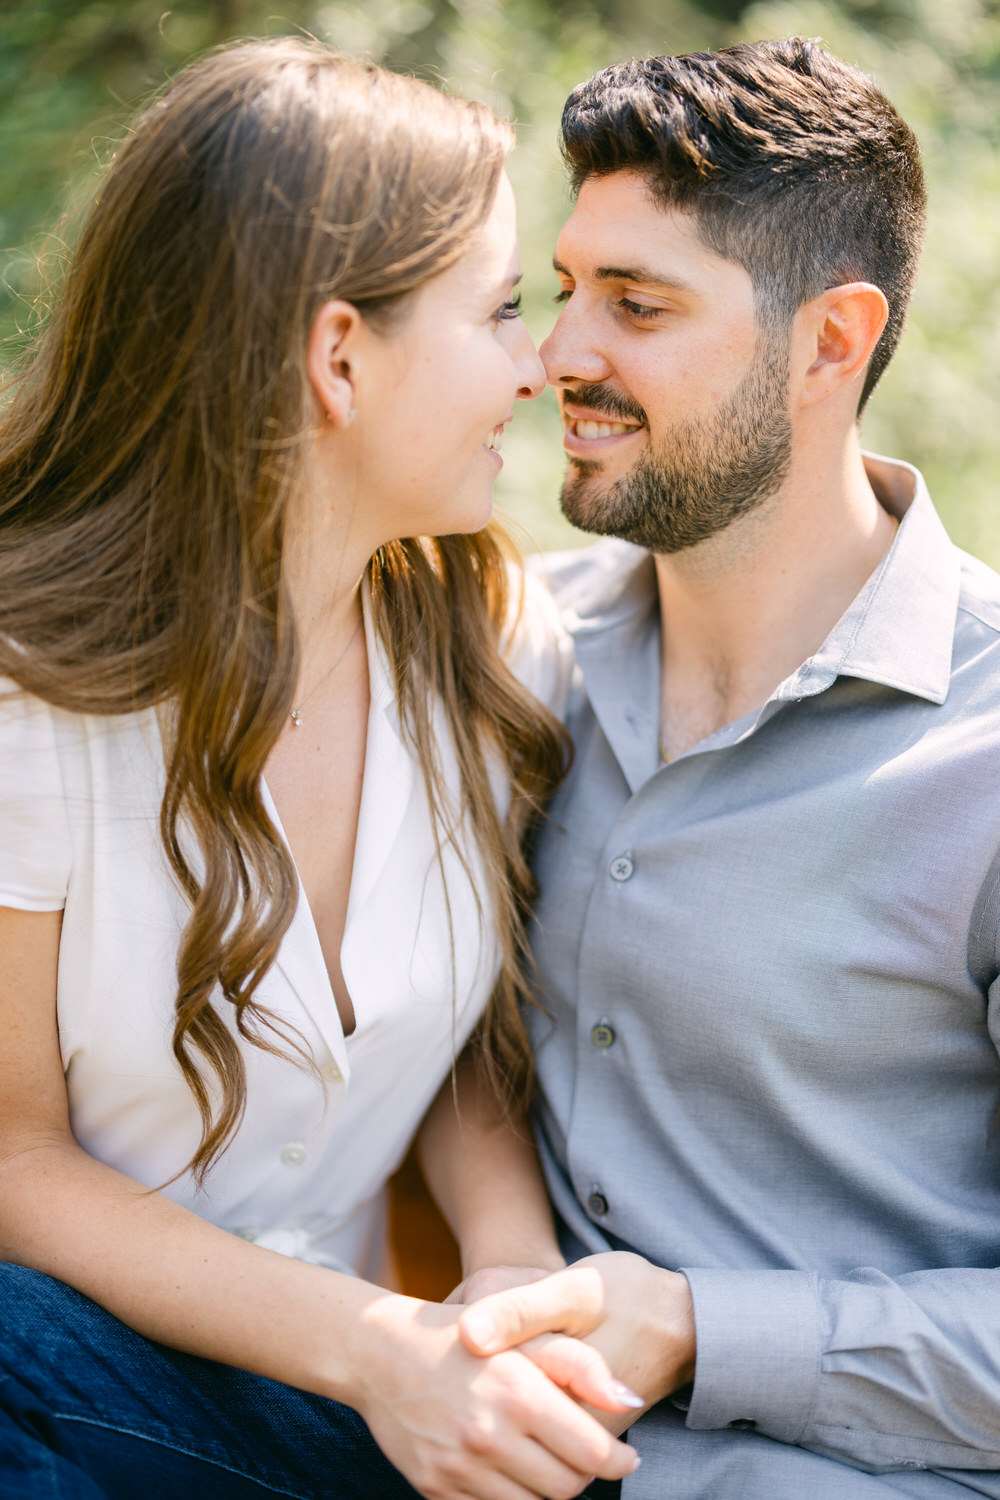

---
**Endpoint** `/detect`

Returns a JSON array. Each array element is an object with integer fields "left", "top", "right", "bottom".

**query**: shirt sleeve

[
  {"left": 681, "top": 1262, "right": 1000, "bottom": 1473},
  {"left": 0, "top": 682, "right": 72, "bottom": 910}
]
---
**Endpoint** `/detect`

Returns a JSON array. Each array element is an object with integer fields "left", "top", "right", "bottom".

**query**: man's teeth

[
  {"left": 488, "top": 428, "right": 504, "bottom": 452},
  {"left": 574, "top": 419, "right": 638, "bottom": 439}
]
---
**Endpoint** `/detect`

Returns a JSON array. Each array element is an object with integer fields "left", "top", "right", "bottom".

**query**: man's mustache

[{"left": 561, "top": 382, "right": 647, "bottom": 427}]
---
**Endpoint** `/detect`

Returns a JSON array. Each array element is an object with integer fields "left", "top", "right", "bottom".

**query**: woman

[{"left": 0, "top": 37, "right": 640, "bottom": 1500}]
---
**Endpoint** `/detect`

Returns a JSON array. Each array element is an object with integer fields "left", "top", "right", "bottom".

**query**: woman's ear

[
  {"left": 306, "top": 299, "right": 363, "bottom": 428},
  {"left": 797, "top": 282, "right": 889, "bottom": 408}
]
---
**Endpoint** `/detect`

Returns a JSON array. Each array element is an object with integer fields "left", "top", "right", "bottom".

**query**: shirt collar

[
  {"left": 562, "top": 455, "right": 960, "bottom": 711},
  {"left": 779, "top": 455, "right": 959, "bottom": 707}
]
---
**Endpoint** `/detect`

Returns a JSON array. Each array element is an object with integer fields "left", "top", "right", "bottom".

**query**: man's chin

[{"left": 560, "top": 467, "right": 632, "bottom": 539}]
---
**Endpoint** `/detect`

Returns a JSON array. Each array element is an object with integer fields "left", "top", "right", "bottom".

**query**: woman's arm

[
  {"left": 416, "top": 1051, "right": 565, "bottom": 1298},
  {"left": 0, "top": 907, "right": 639, "bottom": 1500}
]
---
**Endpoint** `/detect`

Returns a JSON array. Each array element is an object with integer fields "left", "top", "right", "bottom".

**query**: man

[{"left": 459, "top": 37, "right": 1000, "bottom": 1499}]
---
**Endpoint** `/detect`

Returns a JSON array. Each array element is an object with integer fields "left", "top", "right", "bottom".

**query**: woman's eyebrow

[{"left": 488, "top": 268, "right": 523, "bottom": 300}]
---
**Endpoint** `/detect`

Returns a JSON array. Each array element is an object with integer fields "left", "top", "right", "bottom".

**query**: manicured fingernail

[
  {"left": 611, "top": 1380, "right": 645, "bottom": 1408},
  {"left": 629, "top": 1454, "right": 643, "bottom": 1473},
  {"left": 462, "top": 1312, "right": 498, "bottom": 1352}
]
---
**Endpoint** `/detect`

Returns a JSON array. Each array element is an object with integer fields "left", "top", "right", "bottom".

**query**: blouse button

[
  {"left": 591, "top": 1023, "right": 616, "bottom": 1050},
  {"left": 280, "top": 1141, "right": 307, "bottom": 1167},
  {"left": 321, "top": 1060, "right": 342, "bottom": 1082},
  {"left": 609, "top": 854, "right": 634, "bottom": 882},
  {"left": 588, "top": 1190, "right": 609, "bottom": 1217}
]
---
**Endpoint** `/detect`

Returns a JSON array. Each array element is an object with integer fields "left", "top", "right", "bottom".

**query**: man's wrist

[{"left": 647, "top": 1266, "right": 697, "bottom": 1397}]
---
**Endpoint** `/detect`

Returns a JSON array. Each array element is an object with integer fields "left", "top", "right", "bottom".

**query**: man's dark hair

[{"left": 561, "top": 38, "right": 926, "bottom": 410}]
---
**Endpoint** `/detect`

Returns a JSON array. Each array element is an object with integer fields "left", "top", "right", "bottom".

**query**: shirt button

[
  {"left": 280, "top": 1141, "right": 307, "bottom": 1166},
  {"left": 591, "top": 1022, "right": 616, "bottom": 1049},
  {"left": 588, "top": 1190, "right": 609, "bottom": 1217},
  {"left": 321, "top": 1060, "right": 341, "bottom": 1082},
  {"left": 609, "top": 854, "right": 634, "bottom": 882}
]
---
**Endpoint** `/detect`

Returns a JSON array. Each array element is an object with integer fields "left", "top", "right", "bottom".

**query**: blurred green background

[{"left": 1, "top": 0, "right": 997, "bottom": 558}]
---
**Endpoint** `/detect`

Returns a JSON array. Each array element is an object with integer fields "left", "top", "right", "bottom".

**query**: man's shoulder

[
  {"left": 525, "top": 538, "right": 653, "bottom": 626},
  {"left": 956, "top": 548, "right": 1000, "bottom": 637}
]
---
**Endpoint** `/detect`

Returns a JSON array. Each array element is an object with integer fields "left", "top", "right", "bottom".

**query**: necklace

[{"left": 289, "top": 617, "right": 363, "bottom": 728}]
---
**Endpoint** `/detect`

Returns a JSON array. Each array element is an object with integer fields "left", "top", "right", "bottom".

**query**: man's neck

[{"left": 655, "top": 431, "right": 900, "bottom": 761}]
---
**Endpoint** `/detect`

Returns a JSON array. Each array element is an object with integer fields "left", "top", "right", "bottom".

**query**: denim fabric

[{"left": 0, "top": 1263, "right": 420, "bottom": 1499}]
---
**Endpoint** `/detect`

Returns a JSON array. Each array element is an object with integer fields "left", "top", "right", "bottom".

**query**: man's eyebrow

[{"left": 552, "top": 256, "right": 696, "bottom": 294}]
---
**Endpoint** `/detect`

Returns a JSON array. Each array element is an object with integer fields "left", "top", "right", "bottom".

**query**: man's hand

[{"left": 457, "top": 1252, "right": 696, "bottom": 1435}]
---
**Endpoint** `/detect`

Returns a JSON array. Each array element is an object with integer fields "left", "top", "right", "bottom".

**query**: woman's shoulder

[
  {"left": 0, "top": 680, "right": 75, "bottom": 911},
  {"left": 0, "top": 683, "right": 160, "bottom": 911},
  {"left": 501, "top": 561, "right": 574, "bottom": 720}
]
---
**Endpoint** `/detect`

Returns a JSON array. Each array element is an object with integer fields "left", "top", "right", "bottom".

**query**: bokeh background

[{"left": 1, "top": 0, "right": 997, "bottom": 559}]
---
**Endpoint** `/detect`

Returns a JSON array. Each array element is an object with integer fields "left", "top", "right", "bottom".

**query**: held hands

[
  {"left": 445, "top": 1263, "right": 556, "bottom": 1306},
  {"left": 352, "top": 1292, "right": 642, "bottom": 1500},
  {"left": 457, "top": 1252, "right": 697, "bottom": 1437}
]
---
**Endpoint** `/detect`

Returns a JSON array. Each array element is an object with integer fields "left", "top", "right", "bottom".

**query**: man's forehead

[{"left": 555, "top": 175, "right": 743, "bottom": 289}]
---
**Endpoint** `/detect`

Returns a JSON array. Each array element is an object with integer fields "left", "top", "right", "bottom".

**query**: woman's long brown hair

[{"left": 0, "top": 38, "right": 568, "bottom": 1183}]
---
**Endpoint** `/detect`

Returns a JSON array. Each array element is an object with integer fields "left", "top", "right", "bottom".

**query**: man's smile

[{"left": 562, "top": 399, "right": 645, "bottom": 456}]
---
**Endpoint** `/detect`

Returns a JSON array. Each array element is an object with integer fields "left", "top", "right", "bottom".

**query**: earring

[{"left": 346, "top": 408, "right": 356, "bottom": 425}]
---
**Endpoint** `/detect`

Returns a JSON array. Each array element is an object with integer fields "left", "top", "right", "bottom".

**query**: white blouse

[{"left": 0, "top": 577, "right": 568, "bottom": 1279}]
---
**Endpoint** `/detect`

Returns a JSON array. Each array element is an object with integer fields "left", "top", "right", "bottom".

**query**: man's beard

[{"left": 559, "top": 335, "right": 793, "bottom": 554}]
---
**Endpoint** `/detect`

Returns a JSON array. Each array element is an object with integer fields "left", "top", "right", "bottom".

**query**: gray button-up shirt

[{"left": 529, "top": 456, "right": 1000, "bottom": 1498}]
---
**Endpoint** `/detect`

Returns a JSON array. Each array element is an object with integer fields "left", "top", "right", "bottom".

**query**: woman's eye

[
  {"left": 553, "top": 288, "right": 572, "bottom": 305},
  {"left": 618, "top": 296, "right": 664, "bottom": 321},
  {"left": 494, "top": 293, "right": 523, "bottom": 322}
]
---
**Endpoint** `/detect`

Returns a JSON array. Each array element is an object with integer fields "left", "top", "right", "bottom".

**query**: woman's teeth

[
  {"left": 574, "top": 419, "right": 638, "bottom": 439},
  {"left": 488, "top": 427, "right": 504, "bottom": 452}
]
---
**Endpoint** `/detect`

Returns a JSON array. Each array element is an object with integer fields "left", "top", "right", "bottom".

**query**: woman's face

[{"left": 353, "top": 172, "right": 545, "bottom": 542}]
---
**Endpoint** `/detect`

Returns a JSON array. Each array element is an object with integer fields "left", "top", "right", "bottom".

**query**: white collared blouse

[{"left": 0, "top": 574, "right": 569, "bottom": 1278}]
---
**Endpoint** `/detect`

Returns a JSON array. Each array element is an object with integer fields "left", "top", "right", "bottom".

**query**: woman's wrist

[{"left": 460, "top": 1235, "right": 565, "bottom": 1281}]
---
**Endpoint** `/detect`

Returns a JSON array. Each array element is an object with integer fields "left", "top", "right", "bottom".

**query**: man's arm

[{"left": 459, "top": 1254, "right": 1000, "bottom": 1471}]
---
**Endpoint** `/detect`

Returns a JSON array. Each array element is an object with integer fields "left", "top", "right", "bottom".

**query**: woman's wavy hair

[{"left": 0, "top": 37, "right": 569, "bottom": 1182}]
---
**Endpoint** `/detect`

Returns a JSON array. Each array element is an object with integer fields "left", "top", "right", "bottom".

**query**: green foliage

[{"left": 0, "top": 0, "right": 997, "bottom": 559}]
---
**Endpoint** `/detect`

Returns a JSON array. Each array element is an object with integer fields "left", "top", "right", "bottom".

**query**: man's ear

[
  {"left": 796, "top": 282, "right": 889, "bottom": 408},
  {"left": 306, "top": 299, "right": 364, "bottom": 428}
]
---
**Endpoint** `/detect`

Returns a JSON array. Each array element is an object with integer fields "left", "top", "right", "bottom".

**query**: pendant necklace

[{"left": 289, "top": 617, "right": 363, "bottom": 728}]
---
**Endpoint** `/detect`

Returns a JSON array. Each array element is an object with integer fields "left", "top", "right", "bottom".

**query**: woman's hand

[
  {"left": 445, "top": 1263, "right": 556, "bottom": 1306},
  {"left": 457, "top": 1252, "right": 697, "bottom": 1437},
  {"left": 350, "top": 1292, "right": 642, "bottom": 1499}
]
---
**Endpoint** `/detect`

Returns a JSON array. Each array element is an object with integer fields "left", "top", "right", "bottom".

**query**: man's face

[{"left": 541, "top": 171, "right": 793, "bottom": 553}]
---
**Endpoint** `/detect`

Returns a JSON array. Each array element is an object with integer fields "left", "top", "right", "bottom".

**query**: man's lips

[{"left": 561, "top": 403, "right": 645, "bottom": 455}]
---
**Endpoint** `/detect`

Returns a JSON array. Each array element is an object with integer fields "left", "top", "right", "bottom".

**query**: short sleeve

[
  {"left": 502, "top": 565, "right": 574, "bottom": 722},
  {"left": 0, "top": 681, "right": 72, "bottom": 910}
]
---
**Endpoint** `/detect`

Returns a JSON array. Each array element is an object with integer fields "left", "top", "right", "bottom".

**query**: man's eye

[
  {"left": 494, "top": 293, "right": 523, "bottom": 322},
  {"left": 618, "top": 297, "right": 664, "bottom": 321}
]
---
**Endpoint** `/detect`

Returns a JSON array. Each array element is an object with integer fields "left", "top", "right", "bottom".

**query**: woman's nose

[{"left": 514, "top": 322, "right": 546, "bottom": 401}]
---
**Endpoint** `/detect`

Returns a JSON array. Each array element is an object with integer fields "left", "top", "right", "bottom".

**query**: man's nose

[{"left": 540, "top": 306, "right": 613, "bottom": 389}]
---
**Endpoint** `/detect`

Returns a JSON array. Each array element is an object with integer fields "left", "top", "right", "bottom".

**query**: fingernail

[
  {"left": 461, "top": 1311, "right": 499, "bottom": 1352},
  {"left": 629, "top": 1455, "right": 643, "bottom": 1473},
  {"left": 611, "top": 1380, "right": 646, "bottom": 1409}
]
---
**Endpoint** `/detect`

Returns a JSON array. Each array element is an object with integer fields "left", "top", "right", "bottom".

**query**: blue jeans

[
  {"left": 0, "top": 1263, "right": 423, "bottom": 1498},
  {"left": 0, "top": 1264, "right": 621, "bottom": 1499}
]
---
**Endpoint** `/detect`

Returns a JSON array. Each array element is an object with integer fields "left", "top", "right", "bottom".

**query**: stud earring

[{"left": 346, "top": 408, "right": 356, "bottom": 425}]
